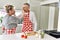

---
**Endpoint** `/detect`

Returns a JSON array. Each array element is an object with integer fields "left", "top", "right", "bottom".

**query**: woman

[
  {"left": 2, "top": 5, "right": 20, "bottom": 34},
  {"left": 18, "top": 3, "right": 37, "bottom": 33}
]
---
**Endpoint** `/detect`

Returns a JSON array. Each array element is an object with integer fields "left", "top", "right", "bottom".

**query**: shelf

[{"left": 40, "top": 0, "right": 59, "bottom": 7}]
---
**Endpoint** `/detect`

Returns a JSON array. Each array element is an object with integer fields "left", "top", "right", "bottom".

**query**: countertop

[{"left": 0, "top": 33, "right": 60, "bottom": 40}]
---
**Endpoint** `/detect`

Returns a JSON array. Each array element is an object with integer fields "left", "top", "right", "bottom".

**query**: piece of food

[
  {"left": 21, "top": 34, "right": 28, "bottom": 39},
  {"left": 26, "top": 31, "right": 37, "bottom": 36},
  {"left": 24, "top": 35, "right": 27, "bottom": 39},
  {"left": 21, "top": 35, "right": 24, "bottom": 38}
]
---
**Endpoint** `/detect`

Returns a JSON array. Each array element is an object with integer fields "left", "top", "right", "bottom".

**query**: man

[{"left": 18, "top": 3, "right": 37, "bottom": 32}]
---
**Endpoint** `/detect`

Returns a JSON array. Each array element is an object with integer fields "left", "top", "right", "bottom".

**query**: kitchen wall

[
  {"left": 0, "top": 0, "right": 27, "bottom": 9},
  {"left": 30, "top": 0, "right": 49, "bottom": 30},
  {"left": 31, "top": 6, "right": 49, "bottom": 30},
  {"left": 31, "top": 6, "right": 59, "bottom": 30}
]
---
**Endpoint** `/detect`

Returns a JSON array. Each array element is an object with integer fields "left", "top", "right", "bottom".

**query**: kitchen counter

[
  {"left": 0, "top": 33, "right": 60, "bottom": 40},
  {"left": 0, "top": 33, "right": 39, "bottom": 40}
]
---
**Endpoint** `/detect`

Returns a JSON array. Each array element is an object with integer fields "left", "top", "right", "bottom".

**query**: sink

[{"left": 44, "top": 30, "right": 60, "bottom": 38}]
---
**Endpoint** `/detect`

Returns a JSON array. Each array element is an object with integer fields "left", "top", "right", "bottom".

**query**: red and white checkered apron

[
  {"left": 2, "top": 27, "right": 16, "bottom": 34},
  {"left": 22, "top": 11, "right": 33, "bottom": 32}
]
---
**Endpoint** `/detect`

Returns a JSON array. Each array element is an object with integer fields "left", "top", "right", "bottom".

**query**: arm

[
  {"left": 17, "top": 12, "right": 24, "bottom": 24},
  {"left": 32, "top": 12, "right": 37, "bottom": 31},
  {"left": 17, "top": 18, "right": 23, "bottom": 24},
  {"left": 16, "top": 15, "right": 23, "bottom": 24},
  {"left": 2, "top": 18, "right": 5, "bottom": 33}
]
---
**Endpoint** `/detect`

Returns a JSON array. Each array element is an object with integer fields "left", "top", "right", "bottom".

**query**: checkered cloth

[
  {"left": 22, "top": 11, "right": 33, "bottom": 32},
  {"left": 2, "top": 27, "right": 16, "bottom": 34}
]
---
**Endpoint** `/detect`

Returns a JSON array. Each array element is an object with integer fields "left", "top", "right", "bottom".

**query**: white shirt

[{"left": 18, "top": 11, "right": 37, "bottom": 31}]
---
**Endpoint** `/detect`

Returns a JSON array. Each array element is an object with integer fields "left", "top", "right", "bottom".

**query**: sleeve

[
  {"left": 17, "top": 18, "right": 23, "bottom": 24},
  {"left": 15, "top": 16, "right": 23, "bottom": 24},
  {"left": 32, "top": 12, "right": 37, "bottom": 31},
  {"left": 17, "top": 12, "right": 23, "bottom": 24},
  {"left": 14, "top": 17, "right": 21, "bottom": 24}
]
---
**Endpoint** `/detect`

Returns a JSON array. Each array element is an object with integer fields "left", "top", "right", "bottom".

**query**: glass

[{"left": 40, "top": 30, "right": 45, "bottom": 39}]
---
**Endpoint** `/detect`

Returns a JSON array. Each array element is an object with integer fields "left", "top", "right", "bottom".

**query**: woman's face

[
  {"left": 9, "top": 8, "right": 15, "bottom": 15},
  {"left": 22, "top": 5, "right": 30, "bottom": 12}
]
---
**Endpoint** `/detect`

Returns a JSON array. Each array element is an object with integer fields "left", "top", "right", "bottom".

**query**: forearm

[{"left": 33, "top": 23, "right": 37, "bottom": 31}]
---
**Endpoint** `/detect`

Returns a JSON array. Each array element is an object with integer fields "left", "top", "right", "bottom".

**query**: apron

[
  {"left": 22, "top": 11, "right": 33, "bottom": 32},
  {"left": 2, "top": 27, "right": 16, "bottom": 34}
]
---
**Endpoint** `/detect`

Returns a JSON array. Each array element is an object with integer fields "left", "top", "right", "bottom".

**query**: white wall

[{"left": 0, "top": 0, "right": 27, "bottom": 9}]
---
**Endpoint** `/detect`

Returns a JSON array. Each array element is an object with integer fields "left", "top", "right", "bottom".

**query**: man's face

[
  {"left": 9, "top": 9, "right": 15, "bottom": 15},
  {"left": 22, "top": 5, "right": 30, "bottom": 12}
]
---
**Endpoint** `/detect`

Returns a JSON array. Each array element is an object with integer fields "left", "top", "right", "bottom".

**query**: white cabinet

[
  {"left": 40, "top": 0, "right": 59, "bottom": 30},
  {"left": 40, "top": 0, "right": 59, "bottom": 6}
]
